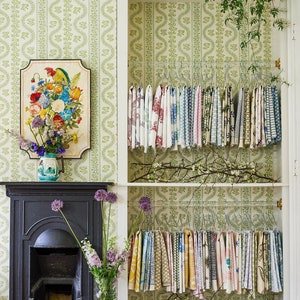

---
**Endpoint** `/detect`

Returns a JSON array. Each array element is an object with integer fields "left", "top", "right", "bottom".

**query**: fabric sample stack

[
  {"left": 128, "top": 229, "right": 283, "bottom": 298},
  {"left": 128, "top": 84, "right": 281, "bottom": 152}
]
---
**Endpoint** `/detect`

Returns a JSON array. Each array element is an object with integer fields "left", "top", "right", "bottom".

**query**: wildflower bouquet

[
  {"left": 18, "top": 67, "right": 83, "bottom": 156},
  {"left": 51, "top": 190, "right": 151, "bottom": 300}
]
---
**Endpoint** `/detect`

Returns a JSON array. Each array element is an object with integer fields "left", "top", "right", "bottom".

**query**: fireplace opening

[
  {"left": 45, "top": 284, "right": 72, "bottom": 300},
  {"left": 30, "top": 229, "right": 82, "bottom": 300}
]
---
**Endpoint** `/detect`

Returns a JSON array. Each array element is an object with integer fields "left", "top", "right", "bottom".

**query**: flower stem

[
  {"left": 58, "top": 208, "right": 82, "bottom": 250},
  {"left": 106, "top": 203, "right": 112, "bottom": 251},
  {"left": 101, "top": 201, "right": 107, "bottom": 266},
  {"left": 57, "top": 208, "right": 93, "bottom": 268},
  {"left": 29, "top": 124, "right": 40, "bottom": 146},
  {"left": 127, "top": 211, "right": 142, "bottom": 250},
  {"left": 38, "top": 127, "right": 46, "bottom": 147}
]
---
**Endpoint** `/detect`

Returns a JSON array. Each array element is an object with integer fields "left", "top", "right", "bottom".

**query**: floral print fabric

[{"left": 128, "top": 84, "right": 281, "bottom": 151}]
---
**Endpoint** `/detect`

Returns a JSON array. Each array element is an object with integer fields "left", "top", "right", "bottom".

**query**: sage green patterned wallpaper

[
  {"left": 0, "top": 0, "right": 118, "bottom": 296},
  {"left": 128, "top": 1, "right": 282, "bottom": 299},
  {"left": 0, "top": 0, "right": 118, "bottom": 182},
  {"left": 0, "top": 0, "right": 283, "bottom": 298},
  {"left": 128, "top": 0, "right": 273, "bottom": 89}
]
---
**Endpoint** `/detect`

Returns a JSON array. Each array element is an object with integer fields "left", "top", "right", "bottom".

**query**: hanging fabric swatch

[
  {"left": 164, "top": 231, "right": 174, "bottom": 293},
  {"left": 193, "top": 85, "right": 202, "bottom": 147},
  {"left": 128, "top": 231, "right": 142, "bottom": 291},
  {"left": 272, "top": 86, "right": 282, "bottom": 143},
  {"left": 184, "top": 229, "right": 197, "bottom": 290},
  {"left": 149, "top": 85, "right": 162, "bottom": 149},
  {"left": 128, "top": 83, "right": 281, "bottom": 151},
  {"left": 210, "top": 87, "right": 222, "bottom": 146},
  {"left": 140, "top": 231, "right": 149, "bottom": 291},
  {"left": 233, "top": 88, "right": 244, "bottom": 147},
  {"left": 144, "top": 84, "right": 153, "bottom": 152},
  {"left": 170, "top": 87, "right": 179, "bottom": 149},
  {"left": 128, "top": 229, "right": 283, "bottom": 298},
  {"left": 138, "top": 86, "right": 145, "bottom": 148},
  {"left": 179, "top": 86, "right": 187, "bottom": 148}
]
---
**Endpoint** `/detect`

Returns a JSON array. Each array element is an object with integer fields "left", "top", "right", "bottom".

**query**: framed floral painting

[{"left": 20, "top": 59, "right": 91, "bottom": 158}]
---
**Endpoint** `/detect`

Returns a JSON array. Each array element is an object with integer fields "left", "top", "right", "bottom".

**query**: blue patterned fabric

[{"left": 128, "top": 84, "right": 281, "bottom": 150}]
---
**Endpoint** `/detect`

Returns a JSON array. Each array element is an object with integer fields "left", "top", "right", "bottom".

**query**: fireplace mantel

[
  {"left": 4, "top": 181, "right": 112, "bottom": 195},
  {"left": 3, "top": 182, "right": 112, "bottom": 300}
]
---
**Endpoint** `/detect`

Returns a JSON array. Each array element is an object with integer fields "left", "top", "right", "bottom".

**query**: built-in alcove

[{"left": 3, "top": 182, "right": 112, "bottom": 300}]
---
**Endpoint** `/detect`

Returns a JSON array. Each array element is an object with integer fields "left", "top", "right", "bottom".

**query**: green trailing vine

[
  {"left": 205, "top": 0, "right": 289, "bottom": 83},
  {"left": 207, "top": 0, "right": 288, "bottom": 49}
]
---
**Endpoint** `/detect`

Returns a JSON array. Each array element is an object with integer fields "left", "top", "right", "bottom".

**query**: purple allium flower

[
  {"left": 139, "top": 196, "right": 151, "bottom": 213},
  {"left": 51, "top": 199, "right": 64, "bottom": 212},
  {"left": 31, "top": 116, "right": 44, "bottom": 128},
  {"left": 106, "top": 192, "right": 117, "bottom": 203},
  {"left": 94, "top": 189, "right": 108, "bottom": 202}
]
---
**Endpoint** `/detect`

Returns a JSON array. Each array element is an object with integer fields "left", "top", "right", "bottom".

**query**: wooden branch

[{"left": 130, "top": 152, "right": 278, "bottom": 184}]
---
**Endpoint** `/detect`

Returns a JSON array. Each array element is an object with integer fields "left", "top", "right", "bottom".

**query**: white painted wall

[{"left": 286, "top": 0, "right": 300, "bottom": 299}]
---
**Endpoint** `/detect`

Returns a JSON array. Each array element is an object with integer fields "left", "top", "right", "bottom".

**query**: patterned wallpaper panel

[
  {"left": 0, "top": 0, "right": 117, "bottom": 183},
  {"left": 128, "top": 0, "right": 273, "bottom": 89},
  {"left": 128, "top": 1, "right": 282, "bottom": 299},
  {"left": 0, "top": 0, "right": 118, "bottom": 297},
  {"left": 128, "top": 186, "right": 281, "bottom": 233},
  {"left": 127, "top": 0, "right": 280, "bottom": 183},
  {"left": 128, "top": 186, "right": 281, "bottom": 300}
]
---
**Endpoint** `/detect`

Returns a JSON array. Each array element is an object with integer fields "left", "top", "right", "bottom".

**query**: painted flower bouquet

[
  {"left": 51, "top": 190, "right": 151, "bottom": 300},
  {"left": 11, "top": 67, "right": 83, "bottom": 156}
]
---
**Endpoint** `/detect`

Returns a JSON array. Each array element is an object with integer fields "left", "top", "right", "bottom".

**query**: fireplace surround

[{"left": 4, "top": 182, "right": 111, "bottom": 300}]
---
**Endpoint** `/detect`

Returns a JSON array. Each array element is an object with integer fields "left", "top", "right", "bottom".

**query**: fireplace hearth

[{"left": 4, "top": 182, "right": 111, "bottom": 300}]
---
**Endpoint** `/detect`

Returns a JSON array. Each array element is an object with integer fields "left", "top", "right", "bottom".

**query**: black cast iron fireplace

[{"left": 4, "top": 182, "right": 111, "bottom": 300}]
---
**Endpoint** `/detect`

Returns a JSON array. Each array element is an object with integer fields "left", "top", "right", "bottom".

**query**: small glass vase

[
  {"left": 38, "top": 153, "right": 59, "bottom": 182},
  {"left": 95, "top": 277, "right": 117, "bottom": 300}
]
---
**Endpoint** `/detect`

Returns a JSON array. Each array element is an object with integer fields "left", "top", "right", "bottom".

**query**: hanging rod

[
  {"left": 125, "top": 182, "right": 287, "bottom": 187},
  {"left": 128, "top": 59, "right": 274, "bottom": 65},
  {"left": 142, "top": 202, "right": 279, "bottom": 207}
]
